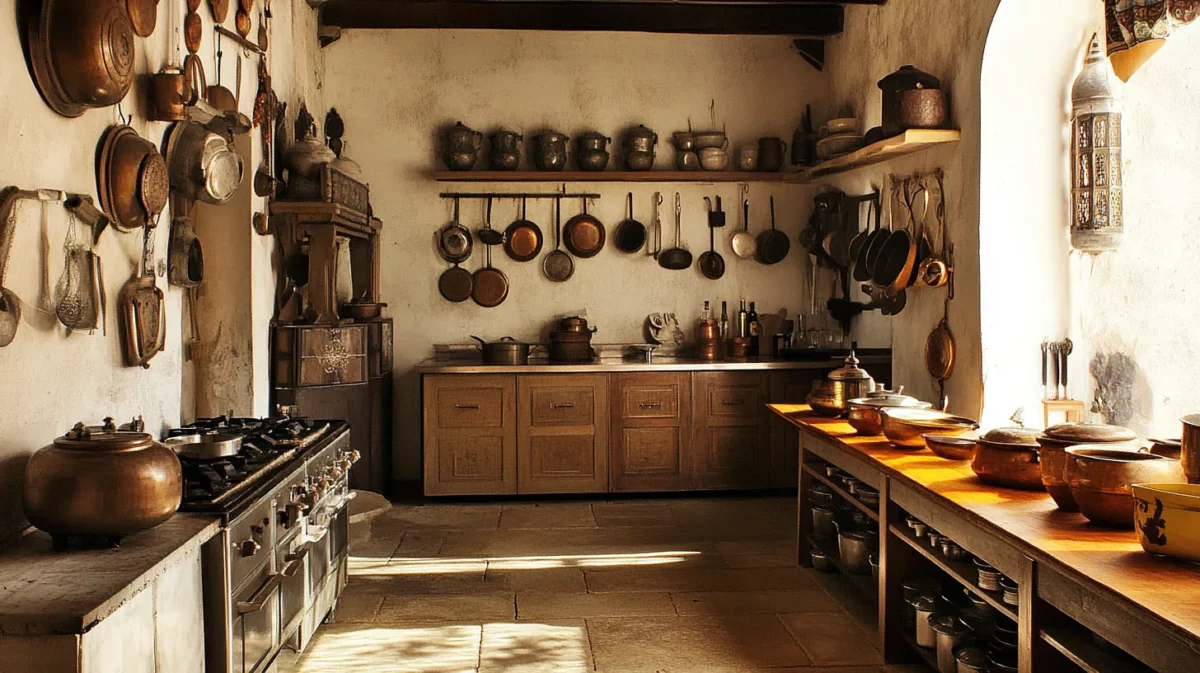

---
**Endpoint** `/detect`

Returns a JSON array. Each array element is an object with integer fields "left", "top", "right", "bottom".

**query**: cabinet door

[
  {"left": 767, "top": 369, "right": 830, "bottom": 488},
  {"left": 517, "top": 374, "right": 608, "bottom": 494},
  {"left": 423, "top": 375, "right": 517, "bottom": 496},
  {"left": 609, "top": 372, "right": 691, "bottom": 492},
  {"left": 692, "top": 371, "right": 769, "bottom": 490}
]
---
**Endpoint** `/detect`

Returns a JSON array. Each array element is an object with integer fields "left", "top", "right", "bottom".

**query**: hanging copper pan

[
  {"left": 97, "top": 126, "right": 169, "bottom": 232},
  {"left": 27, "top": 0, "right": 136, "bottom": 118},
  {"left": 503, "top": 198, "right": 543, "bottom": 262},
  {"left": 126, "top": 0, "right": 158, "bottom": 37},
  {"left": 438, "top": 264, "right": 472, "bottom": 303},
  {"left": 185, "top": 10, "right": 203, "bottom": 53},
  {"left": 563, "top": 198, "right": 605, "bottom": 258}
]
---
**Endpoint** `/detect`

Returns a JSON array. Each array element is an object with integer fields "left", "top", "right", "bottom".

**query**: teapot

[
  {"left": 489, "top": 129, "right": 522, "bottom": 171},
  {"left": 442, "top": 121, "right": 483, "bottom": 171}
]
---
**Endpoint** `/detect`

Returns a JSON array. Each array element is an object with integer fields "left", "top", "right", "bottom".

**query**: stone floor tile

[
  {"left": 292, "top": 622, "right": 481, "bottom": 672},
  {"left": 591, "top": 501, "right": 677, "bottom": 527},
  {"left": 587, "top": 615, "right": 811, "bottom": 672},
  {"left": 376, "top": 593, "right": 516, "bottom": 622},
  {"left": 478, "top": 620, "right": 592, "bottom": 672},
  {"left": 348, "top": 560, "right": 489, "bottom": 596},
  {"left": 330, "top": 592, "right": 383, "bottom": 623},
  {"left": 778, "top": 611, "right": 883, "bottom": 666},
  {"left": 584, "top": 566, "right": 815, "bottom": 594},
  {"left": 517, "top": 591, "right": 676, "bottom": 620},
  {"left": 483, "top": 566, "right": 587, "bottom": 593},
  {"left": 372, "top": 503, "right": 502, "bottom": 533},
  {"left": 499, "top": 502, "right": 598, "bottom": 529},
  {"left": 394, "top": 531, "right": 447, "bottom": 558},
  {"left": 672, "top": 589, "right": 837, "bottom": 615}
]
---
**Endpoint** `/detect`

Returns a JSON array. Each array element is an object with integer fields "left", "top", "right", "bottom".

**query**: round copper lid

[
  {"left": 55, "top": 422, "right": 156, "bottom": 452},
  {"left": 980, "top": 426, "right": 1043, "bottom": 448},
  {"left": 1043, "top": 423, "right": 1136, "bottom": 443},
  {"left": 829, "top": 351, "right": 872, "bottom": 381}
]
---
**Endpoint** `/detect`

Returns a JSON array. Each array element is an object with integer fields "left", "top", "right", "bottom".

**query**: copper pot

[
  {"left": 557, "top": 316, "right": 596, "bottom": 334},
  {"left": 847, "top": 393, "right": 932, "bottom": 436},
  {"left": 1037, "top": 423, "right": 1138, "bottom": 511},
  {"left": 1065, "top": 446, "right": 1185, "bottom": 528},
  {"left": 97, "top": 125, "right": 169, "bottom": 232},
  {"left": 972, "top": 428, "right": 1045, "bottom": 491},
  {"left": 23, "top": 422, "right": 182, "bottom": 544},
  {"left": 878, "top": 65, "right": 943, "bottom": 136},
  {"left": 149, "top": 66, "right": 191, "bottom": 122},
  {"left": 27, "top": 0, "right": 136, "bottom": 118},
  {"left": 695, "top": 319, "right": 719, "bottom": 342}
]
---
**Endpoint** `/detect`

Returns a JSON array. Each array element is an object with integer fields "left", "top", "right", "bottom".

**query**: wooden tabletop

[
  {"left": 769, "top": 404, "right": 1200, "bottom": 648},
  {"left": 0, "top": 514, "right": 220, "bottom": 635}
]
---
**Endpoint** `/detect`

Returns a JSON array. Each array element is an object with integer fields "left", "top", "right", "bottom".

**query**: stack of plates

[{"left": 816, "top": 118, "right": 864, "bottom": 161}]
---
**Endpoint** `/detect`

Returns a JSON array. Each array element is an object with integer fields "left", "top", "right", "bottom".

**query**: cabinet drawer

[
  {"left": 706, "top": 385, "right": 763, "bottom": 420},
  {"left": 529, "top": 386, "right": 595, "bottom": 426},
  {"left": 436, "top": 387, "right": 505, "bottom": 428},
  {"left": 622, "top": 386, "right": 682, "bottom": 419}
]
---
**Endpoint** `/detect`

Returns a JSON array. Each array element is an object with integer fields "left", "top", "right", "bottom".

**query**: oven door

[
  {"left": 234, "top": 564, "right": 283, "bottom": 673},
  {"left": 279, "top": 539, "right": 311, "bottom": 642}
]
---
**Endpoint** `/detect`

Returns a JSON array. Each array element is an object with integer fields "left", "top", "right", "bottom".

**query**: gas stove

[{"left": 172, "top": 413, "right": 334, "bottom": 516}]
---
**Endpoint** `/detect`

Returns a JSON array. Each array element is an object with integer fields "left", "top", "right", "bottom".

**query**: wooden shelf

[
  {"left": 805, "top": 566, "right": 879, "bottom": 639},
  {"left": 889, "top": 523, "right": 1019, "bottom": 623},
  {"left": 430, "top": 170, "right": 804, "bottom": 184},
  {"left": 806, "top": 129, "right": 961, "bottom": 179},
  {"left": 802, "top": 463, "right": 879, "bottom": 521},
  {"left": 1040, "top": 628, "right": 1154, "bottom": 673},
  {"left": 899, "top": 631, "right": 939, "bottom": 672}
]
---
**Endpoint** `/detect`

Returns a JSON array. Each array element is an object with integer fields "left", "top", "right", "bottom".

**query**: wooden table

[{"left": 770, "top": 404, "right": 1200, "bottom": 673}]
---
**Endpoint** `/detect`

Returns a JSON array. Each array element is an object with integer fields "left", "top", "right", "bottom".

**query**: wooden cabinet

[
  {"left": 767, "top": 369, "right": 829, "bottom": 489},
  {"left": 516, "top": 375, "right": 608, "bottom": 494},
  {"left": 422, "top": 375, "right": 517, "bottom": 495},
  {"left": 691, "top": 372, "right": 770, "bottom": 490},
  {"left": 609, "top": 373, "right": 692, "bottom": 492}
]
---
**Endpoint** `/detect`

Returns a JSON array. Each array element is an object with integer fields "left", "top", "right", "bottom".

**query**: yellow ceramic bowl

[{"left": 1132, "top": 483, "right": 1200, "bottom": 562}]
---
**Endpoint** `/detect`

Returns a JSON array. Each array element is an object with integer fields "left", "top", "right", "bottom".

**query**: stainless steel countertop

[{"left": 416, "top": 354, "right": 891, "bottom": 375}]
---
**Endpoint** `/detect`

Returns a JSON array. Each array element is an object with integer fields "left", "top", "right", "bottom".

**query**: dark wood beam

[{"left": 320, "top": 0, "right": 854, "bottom": 36}]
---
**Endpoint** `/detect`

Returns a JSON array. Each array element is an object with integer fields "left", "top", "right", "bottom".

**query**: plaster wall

[
  {"left": 322, "top": 30, "right": 847, "bottom": 481},
  {"left": 0, "top": 0, "right": 324, "bottom": 543}
]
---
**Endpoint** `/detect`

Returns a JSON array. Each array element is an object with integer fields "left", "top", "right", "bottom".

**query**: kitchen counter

[
  {"left": 0, "top": 514, "right": 220, "bottom": 635},
  {"left": 770, "top": 405, "right": 1200, "bottom": 669},
  {"left": 417, "top": 354, "right": 892, "bottom": 375}
]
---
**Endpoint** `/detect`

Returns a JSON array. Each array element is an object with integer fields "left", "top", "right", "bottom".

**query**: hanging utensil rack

[{"left": 439, "top": 191, "right": 601, "bottom": 200}]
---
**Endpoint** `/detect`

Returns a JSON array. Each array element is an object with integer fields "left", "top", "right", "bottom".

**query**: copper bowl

[
  {"left": 1065, "top": 446, "right": 1185, "bottom": 528},
  {"left": 1037, "top": 423, "right": 1138, "bottom": 511},
  {"left": 924, "top": 434, "right": 978, "bottom": 461},
  {"left": 28, "top": 0, "right": 136, "bottom": 118},
  {"left": 23, "top": 423, "right": 182, "bottom": 543},
  {"left": 879, "top": 408, "right": 979, "bottom": 449},
  {"left": 847, "top": 396, "right": 932, "bottom": 436},
  {"left": 971, "top": 428, "right": 1045, "bottom": 491},
  {"left": 97, "top": 125, "right": 169, "bottom": 231}
]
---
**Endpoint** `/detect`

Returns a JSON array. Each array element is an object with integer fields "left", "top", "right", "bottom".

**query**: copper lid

[
  {"left": 829, "top": 351, "right": 872, "bottom": 382},
  {"left": 1043, "top": 423, "right": 1136, "bottom": 443},
  {"left": 55, "top": 422, "right": 156, "bottom": 452},
  {"left": 980, "top": 426, "right": 1043, "bottom": 448}
]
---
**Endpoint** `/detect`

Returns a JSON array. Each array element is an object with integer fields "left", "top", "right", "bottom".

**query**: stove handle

[
  {"left": 286, "top": 542, "right": 313, "bottom": 566},
  {"left": 235, "top": 573, "right": 285, "bottom": 615}
]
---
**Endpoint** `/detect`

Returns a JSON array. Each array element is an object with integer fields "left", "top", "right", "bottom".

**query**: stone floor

[{"left": 279, "top": 495, "right": 908, "bottom": 673}]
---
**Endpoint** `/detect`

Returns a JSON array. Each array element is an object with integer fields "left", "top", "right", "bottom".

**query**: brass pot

[
  {"left": 846, "top": 392, "right": 932, "bottom": 436},
  {"left": 972, "top": 427, "right": 1045, "bottom": 490},
  {"left": 1066, "top": 446, "right": 1185, "bottom": 528},
  {"left": 27, "top": 0, "right": 136, "bottom": 118},
  {"left": 97, "top": 125, "right": 169, "bottom": 232},
  {"left": 557, "top": 316, "right": 596, "bottom": 334},
  {"left": 1037, "top": 423, "right": 1138, "bottom": 511},
  {"left": 880, "top": 408, "right": 979, "bottom": 449},
  {"left": 23, "top": 422, "right": 182, "bottom": 543}
]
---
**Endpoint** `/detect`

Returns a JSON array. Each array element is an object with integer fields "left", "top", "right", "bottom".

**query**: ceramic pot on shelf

[{"left": 442, "top": 121, "right": 483, "bottom": 171}]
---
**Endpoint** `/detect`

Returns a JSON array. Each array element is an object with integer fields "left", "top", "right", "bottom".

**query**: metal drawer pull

[
  {"left": 286, "top": 541, "right": 314, "bottom": 563},
  {"left": 551, "top": 403, "right": 575, "bottom": 409},
  {"left": 280, "top": 558, "right": 304, "bottom": 578},
  {"left": 236, "top": 574, "right": 284, "bottom": 615},
  {"left": 721, "top": 400, "right": 745, "bottom": 406},
  {"left": 455, "top": 403, "right": 480, "bottom": 410},
  {"left": 639, "top": 402, "right": 663, "bottom": 409}
]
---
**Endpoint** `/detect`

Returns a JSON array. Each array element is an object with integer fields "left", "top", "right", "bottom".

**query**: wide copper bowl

[
  {"left": 924, "top": 434, "right": 978, "bottom": 461},
  {"left": 1037, "top": 423, "right": 1138, "bottom": 512},
  {"left": 880, "top": 408, "right": 978, "bottom": 449},
  {"left": 98, "top": 125, "right": 170, "bottom": 231},
  {"left": 28, "top": 0, "right": 136, "bottom": 117},
  {"left": 23, "top": 424, "right": 182, "bottom": 542},
  {"left": 847, "top": 396, "right": 932, "bottom": 436},
  {"left": 1065, "top": 446, "right": 1185, "bottom": 528}
]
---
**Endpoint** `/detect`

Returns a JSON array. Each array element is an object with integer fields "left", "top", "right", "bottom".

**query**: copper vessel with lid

[
  {"left": 1037, "top": 423, "right": 1138, "bottom": 511},
  {"left": 807, "top": 349, "right": 876, "bottom": 417},
  {"left": 23, "top": 419, "right": 183, "bottom": 547}
]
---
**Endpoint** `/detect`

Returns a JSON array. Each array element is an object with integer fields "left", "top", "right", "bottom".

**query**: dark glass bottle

[{"left": 747, "top": 302, "right": 760, "bottom": 356}]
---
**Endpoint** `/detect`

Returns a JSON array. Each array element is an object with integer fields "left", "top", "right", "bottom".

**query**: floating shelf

[
  {"left": 802, "top": 463, "right": 879, "bottom": 522},
  {"left": 430, "top": 170, "right": 803, "bottom": 184},
  {"left": 889, "top": 523, "right": 1019, "bottom": 623},
  {"left": 429, "top": 130, "right": 961, "bottom": 185},
  {"left": 806, "top": 129, "right": 961, "bottom": 178}
]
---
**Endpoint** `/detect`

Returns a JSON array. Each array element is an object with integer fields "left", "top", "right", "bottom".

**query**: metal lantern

[{"left": 1070, "top": 34, "right": 1124, "bottom": 253}]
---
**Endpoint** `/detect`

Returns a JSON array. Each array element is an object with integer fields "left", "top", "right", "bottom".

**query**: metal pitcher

[
  {"left": 489, "top": 129, "right": 522, "bottom": 171},
  {"left": 442, "top": 121, "right": 483, "bottom": 171},
  {"left": 533, "top": 132, "right": 569, "bottom": 171}
]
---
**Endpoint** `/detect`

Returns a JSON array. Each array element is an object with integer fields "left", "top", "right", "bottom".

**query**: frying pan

[
  {"left": 851, "top": 197, "right": 880, "bottom": 282},
  {"left": 438, "top": 197, "right": 473, "bottom": 264},
  {"left": 697, "top": 198, "right": 725, "bottom": 280},
  {"left": 438, "top": 263, "right": 472, "bottom": 303},
  {"left": 863, "top": 182, "right": 898, "bottom": 280},
  {"left": 563, "top": 198, "right": 605, "bottom": 258},
  {"left": 731, "top": 194, "right": 757, "bottom": 259},
  {"left": 926, "top": 317, "right": 956, "bottom": 380},
  {"left": 477, "top": 198, "right": 505, "bottom": 246},
  {"left": 503, "top": 198, "right": 542, "bottom": 262},
  {"left": 543, "top": 197, "right": 574, "bottom": 282},
  {"left": 472, "top": 199, "right": 509, "bottom": 307},
  {"left": 658, "top": 193, "right": 692, "bottom": 270},
  {"left": 613, "top": 192, "right": 646, "bottom": 253},
  {"left": 872, "top": 179, "right": 921, "bottom": 295},
  {"left": 756, "top": 196, "right": 790, "bottom": 265}
]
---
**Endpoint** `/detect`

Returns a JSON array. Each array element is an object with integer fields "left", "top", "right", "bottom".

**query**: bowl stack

[{"left": 815, "top": 118, "right": 865, "bottom": 162}]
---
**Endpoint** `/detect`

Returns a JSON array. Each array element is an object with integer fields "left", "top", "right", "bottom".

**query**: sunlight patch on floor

[
  {"left": 348, "top": 557, "right": 487, "bottom": 574},
  {"left": 479, "top": 622, "right": 592, "bottom": 672},
  {"left": 349, "top": 550, "right": 701, "bottom": 575},
  {"left": 294, "top": 625, "right": 482, "bottom": 673}
]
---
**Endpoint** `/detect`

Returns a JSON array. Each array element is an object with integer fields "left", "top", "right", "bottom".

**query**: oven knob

[
  {"left": 279, "top": 501, "right": 305, "bottom": 528},
  {"left": 237, "top": 538, "right": 261, "bottom": 558},
  {"left": 314, "top": 477, "right": 330, "bottom": 495},
  {"left": 328, "top": 464, "right": 344, "bottom": 480}
]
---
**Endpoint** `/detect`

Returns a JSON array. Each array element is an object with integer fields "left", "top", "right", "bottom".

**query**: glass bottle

[{"left": 747, "top": 302, "right": 760, "bottom": 356}]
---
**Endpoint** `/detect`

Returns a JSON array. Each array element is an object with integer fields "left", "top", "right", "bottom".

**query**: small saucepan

[
  {"left": 613, "top": 192, "right": 646, "bottom": 253},
  {"left": 563, "top": 198, "right": 605, "bottom": 258},
  {"left": 472, "top": 336, "right": 533, "bottom": 366}
]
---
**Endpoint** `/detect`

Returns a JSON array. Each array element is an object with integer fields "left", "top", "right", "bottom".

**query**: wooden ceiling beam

[{"left": 319, "top": 0, "right": 857, "bottom": 36}]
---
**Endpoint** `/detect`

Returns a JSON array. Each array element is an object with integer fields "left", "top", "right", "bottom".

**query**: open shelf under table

[
  {"left": 801, "top": 462, "right": 879, "bottom": 521},
  {"left": 889, "top": 523, "right": 1019, "bottom": 623}
]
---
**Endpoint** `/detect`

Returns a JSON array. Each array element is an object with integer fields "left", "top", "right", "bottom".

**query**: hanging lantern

[{"left": 1071, "top": 35, "right": 1124, "bottom": 253}]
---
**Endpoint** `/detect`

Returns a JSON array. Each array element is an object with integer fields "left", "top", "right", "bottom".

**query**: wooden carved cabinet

[
  {"left": 691, "top": 372, "right": 770, "bottom": 490},
  {"left": 516, "top": 375, "right": 608, "bottom": 494},
  {"left": 609, "top": 372, "right": 692, "bottom": 492},
  {"left": 422, "top": 375, "right": 517, "bottom": 496}
]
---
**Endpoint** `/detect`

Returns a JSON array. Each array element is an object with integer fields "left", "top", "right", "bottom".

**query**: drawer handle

[
  {"left": 551, "top": 403, "right": 575, "bottom": 410},
  {"left": 721, "top": 400, "right": 745, "bottom": 406},
  {"left": 455, "top": 404, "right": 480, "bottom": 410},
  {"left": 236, "top": 573, "right": 285, "bottom": 615},
  {"left": 639, "top": 402, "right": 663, "bottom": 409}
]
